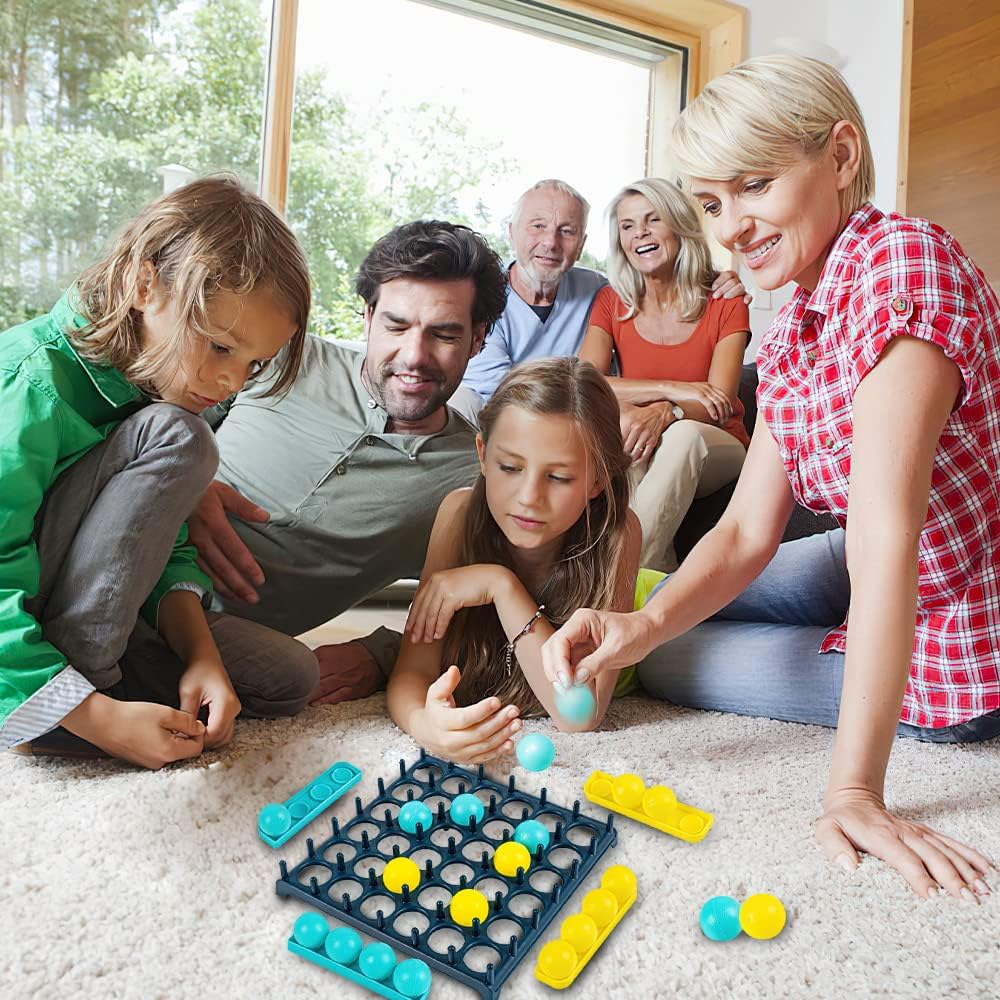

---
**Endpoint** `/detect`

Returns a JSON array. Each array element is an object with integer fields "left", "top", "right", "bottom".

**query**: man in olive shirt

[{"left": 189, "top": 221, "right": 506, "bottom": 702}]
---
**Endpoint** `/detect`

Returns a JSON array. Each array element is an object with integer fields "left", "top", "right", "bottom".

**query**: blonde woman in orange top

[{"left": 579, "top": 177, "right": 751, "bottom": 570}]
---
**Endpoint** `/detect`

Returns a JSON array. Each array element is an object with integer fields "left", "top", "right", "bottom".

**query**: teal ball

[
  {"left": 392, "top": 958, "right": 432, "bottom": 997},
  {"left": 554, "top": 683, "right": 596, "bottom": 725},
  {"left": 513, "top": 818, "right": 550, "bottom": 853},
  {"left": 324, "top": 926, "right": 363, "bottom": 965},
  {"left": 450, "top": 793, "right": 486, "bottom": 827},
  {"left": 699, "top": 896, "right": 742, "bottom": 941},
  {"left": 358, "top": 941, "right": 397, "bottom": 981},
  {"left": 516, "top": 733, "right": 555, "bottom": 772},
  {"left": 258, "top": 802, "right": 292, "bottom": 838},
  {"left": 398, "top": 799, "right": 434, "bottom": 834},
  {"left": 292, "top": 911, "right": 329, "bottom": 950}
]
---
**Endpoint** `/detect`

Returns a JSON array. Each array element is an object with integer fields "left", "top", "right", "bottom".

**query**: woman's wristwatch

[{"left": 670, "top": 404, "right": 684, "bottom": 420}]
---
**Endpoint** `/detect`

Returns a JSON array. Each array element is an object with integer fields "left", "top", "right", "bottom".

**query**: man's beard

[{"left": 367, "top": 362, "right": 453, "bottom": 422}]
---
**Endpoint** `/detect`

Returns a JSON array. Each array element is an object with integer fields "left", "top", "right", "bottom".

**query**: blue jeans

[{"left": 636, "top": 529, "right": 1000, "bottom": 744}]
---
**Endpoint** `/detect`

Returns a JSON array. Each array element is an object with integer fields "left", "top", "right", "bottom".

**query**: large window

[
  {"left": 288, "top": 0, "right": 676, "bottom": 338},
  {"left": 0, "top": 0, "right": 693, "bottom": 336},
  {"left": 0, "top": 0, "right": 270, "bottom": 330}
]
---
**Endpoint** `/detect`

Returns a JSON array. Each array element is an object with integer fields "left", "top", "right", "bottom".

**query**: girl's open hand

[
  {"left": 817, "top": 787, "right": 995, "bottom": 900},
  {"left": 406, "top": 565, "right": 511, "bottom": 643},
  {"left": 416, "top": 666, "right": 521, "bottom": 764}
]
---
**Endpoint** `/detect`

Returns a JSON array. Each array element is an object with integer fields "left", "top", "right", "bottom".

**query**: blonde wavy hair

[
  {"left": 446, "top": 357, "right": 631, "bottom": 717},
  {"left": 73, "top": 175, "right": 311, "bottom": 397},
  {"left": 670, "top": 54, "right": 875, "bottom": 215},
  {"left": 606, "top": 177, "right": 715, "bottom": 323}
]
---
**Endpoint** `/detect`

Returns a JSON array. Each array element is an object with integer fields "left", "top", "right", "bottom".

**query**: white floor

[{"left": 4, "top": 649, "right": 999, "bottom": 999}]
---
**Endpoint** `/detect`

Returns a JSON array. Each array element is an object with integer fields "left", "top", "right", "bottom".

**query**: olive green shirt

[{"left": 213, "top": 337, "right": 481, "bottom": 636}]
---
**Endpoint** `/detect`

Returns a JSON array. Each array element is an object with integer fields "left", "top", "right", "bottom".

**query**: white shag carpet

[{"left": 3, "top": 696, "right": 999, "bottom": 1000}]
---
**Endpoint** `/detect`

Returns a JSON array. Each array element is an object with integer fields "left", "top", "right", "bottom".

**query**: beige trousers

[{"left": 628, "top": 420, "right": 747, "bottom": 571}]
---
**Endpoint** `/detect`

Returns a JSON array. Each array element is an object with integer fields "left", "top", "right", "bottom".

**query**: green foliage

[{"left": 0, "top": 0, "right": 516, "bottom": 337}]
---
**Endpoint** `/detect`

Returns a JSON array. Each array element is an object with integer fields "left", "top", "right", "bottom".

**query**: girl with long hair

[
  {"left": 1, "top": 175, "right": 318, "bottom": 768},
  {"left": 386, "top": 356, "right": 647, "bottom": 764}
]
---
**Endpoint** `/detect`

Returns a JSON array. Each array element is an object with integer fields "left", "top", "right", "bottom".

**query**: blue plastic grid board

[{"left": 275, "top": 750, "right": 617, "bottom": 1000}]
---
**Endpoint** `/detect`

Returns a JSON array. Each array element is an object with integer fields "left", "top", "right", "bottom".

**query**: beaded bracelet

[{"left": 505, "top": 605, "right": 546, "bottom": 675}]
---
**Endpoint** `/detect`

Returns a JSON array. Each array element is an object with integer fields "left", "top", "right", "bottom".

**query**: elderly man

[
  {"left": 450, "top": 179, "right": 601, "bottom": 418},
  {"left": 188, "top": 220, "right": 507, "bottom": 704},
  {"left": 451, "top": 178, "right": 746, "bottom": 421}
]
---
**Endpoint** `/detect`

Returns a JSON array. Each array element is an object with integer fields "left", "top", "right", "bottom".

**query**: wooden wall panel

[{"left": 905, "top": 1, "right": 1000, "bottom": 290}]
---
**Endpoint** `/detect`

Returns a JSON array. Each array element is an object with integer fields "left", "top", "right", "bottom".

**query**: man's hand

[
  {"left": 405, "top": 566, "right": 512, "bottom": 643},
  {"left": 61, "top": 693, "right": 206, "bottom": 769},
  {"left": 310, "top": 641, "right": 383, "bottom": 705},
  {"left": 620, "top": 401, "right": 672, "bottom": 465},
  {"left": 542, "top": 608, "right": 656, "bottom": 688},
  {"left": 414, "top": 665, "right": 521, "bottom": 764},
  {"left": 188, "top": 481, "right": 269, "bottom": 603},
  {"left": 817, "top": 786, "right": 995, "bottom": 900},
  {"left": 178, "top": 659, "right": 241, "bottom": 748},
  {"left": 711, "top": 269, "right": 752, "bottom": 304}
]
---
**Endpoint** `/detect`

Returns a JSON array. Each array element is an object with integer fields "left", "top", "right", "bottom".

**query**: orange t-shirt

[{"left": 587, "top": 285, "right": 751, "bottom": 447}]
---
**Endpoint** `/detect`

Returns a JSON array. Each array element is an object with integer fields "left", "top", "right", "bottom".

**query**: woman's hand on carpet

[
  {"left": 414, "top": 665, "right": 521, "bottom": 764},
  {"left": 817, "top": 787, "right": 995, "bottom": 900},
  {"left": 179, "top": 660, "right": 241, "bottom": 749},
  {"left": 310, "top": 641, "right": 383, "bottom": 705},
  {"left": 542, "top": 608, "right": 655, "bottom": 688}
]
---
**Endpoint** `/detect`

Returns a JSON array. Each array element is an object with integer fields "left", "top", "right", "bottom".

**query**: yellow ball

[
  {"left": 560, "top": 913, "right": 598, "bottom": 954},
  {"left": 450, "top": 888, "right": 490, "bottom": 927},
  {"left": 382, "top": 856, "right": 421, "bottom": 895},
  {"left": 582, "top": 888, "right": 619, "bottom": 930},
  {"left": 537, "top": 940, "right": 578, "bottom": 981},
  {"left": 600, "top": 865, "right": 637, "bottom": 905},
  {"left": 739, "top": 893, "right": 786, "bottom": 940},
  {"left": 641, "top": 785, "right": 677, "bottom": 821},
  {"left": 493, "top": 840, "right": 532, "bottom": 878},
  {"left": 612, "top": 773, "right": 646, "bottom": 810}
]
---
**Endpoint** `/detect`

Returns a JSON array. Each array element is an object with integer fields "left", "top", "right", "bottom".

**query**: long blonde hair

[
  {"left": 448, "top": 357, "right": 631, "bottom": 716},
  {"left": 670, "top": 54, "right": 875, "bottom": 215},
  {"left": 606, "top": 177, "right": 715, "bottom": 323},
  {"left": 73, "top": 175, "right": 311, "bottom": 397}
]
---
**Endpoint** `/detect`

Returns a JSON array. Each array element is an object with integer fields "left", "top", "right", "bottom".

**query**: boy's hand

[
  {"left": 414, "top": 665, "right": 520, "bottom": 764},
  {"left": 406, "top": 566, "right": 512, "bottom": 643},
  {"left": 62, "top": 693, "right": 206, "bottom": 769},
  {"left": 179, "top": 659, "right": 241, "bottom": 748}
]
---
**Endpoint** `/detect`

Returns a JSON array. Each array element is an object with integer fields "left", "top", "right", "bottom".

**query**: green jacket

[{"left": 0, "top": 293, "right": 212, "bottom": 732}]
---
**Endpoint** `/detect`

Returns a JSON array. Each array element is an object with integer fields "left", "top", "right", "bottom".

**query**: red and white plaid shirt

[{"left": 756, "top": 204, "right": 1000, "bottom": 727}]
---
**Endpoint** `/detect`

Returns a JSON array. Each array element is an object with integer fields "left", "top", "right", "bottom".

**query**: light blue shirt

[{"left": 458, "top": 264, "right": 607, "bottom": 404}]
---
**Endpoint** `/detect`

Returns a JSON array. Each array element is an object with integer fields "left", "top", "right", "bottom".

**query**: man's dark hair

[{"left": 356, "top": 220, "right": 507, "bottom": 332}]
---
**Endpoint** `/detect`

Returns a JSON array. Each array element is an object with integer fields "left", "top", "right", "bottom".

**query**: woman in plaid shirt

[{"left": 542, "top": 54, "right": 998, "bottom": 900}]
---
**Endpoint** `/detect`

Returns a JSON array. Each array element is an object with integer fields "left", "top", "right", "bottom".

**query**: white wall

[{"left": 727, "top": 0, "right": 906, "bottom": 350}]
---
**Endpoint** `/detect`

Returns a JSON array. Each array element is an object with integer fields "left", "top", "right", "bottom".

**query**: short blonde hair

[
  {"left": 606, "top": 177, "right": 714, "bottom": 323},
  {"left": 74, "top": 175, "right": 311, "bottom": 398},
  {"left": 670, "top": 54, "right": 875, "bottom": 215}
]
